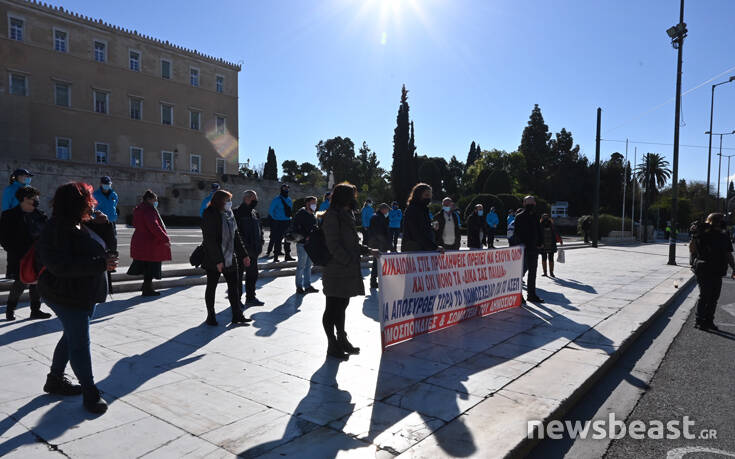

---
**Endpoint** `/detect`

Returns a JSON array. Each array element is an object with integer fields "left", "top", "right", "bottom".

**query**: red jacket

[{"left": 130, "top": 202, "right": 171, "bottom": 262}]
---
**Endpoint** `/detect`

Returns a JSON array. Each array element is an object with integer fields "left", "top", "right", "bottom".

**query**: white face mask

[
  {"left": 309, "top": 203, "right": 317, "bottom": 211},
  {"left": 224, "top": 201, "right": 233, "bottom": 212}
]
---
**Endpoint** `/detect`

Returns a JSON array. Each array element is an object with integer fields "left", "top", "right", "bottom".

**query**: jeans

[
  {"left": 695, "top": 275, "right": 723, "bottom": 324},
  {"left": 47, "top": 302, "right": 96, "bottom": 388},
  {"left": 206, "top": 267, "right": 242, "bottom": 317},
  {"left": 295, "top": 243, "right": 313, "bottom": 288},
  {"left": 7, "top": 280, "right": 41, "bottom": 311},
  {"left": 522, "top": 250, "right": 539, "bottom": 296},
  {"left": 269, "top": 220, "right": 291, "bottom": 257},
  {"left": 390, "top": 228, "right": 401, "bottom": 251}
]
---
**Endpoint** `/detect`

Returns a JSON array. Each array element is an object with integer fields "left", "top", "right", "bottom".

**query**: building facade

[{"left": 0, "top": 0, "right": 242, "bottom": 216}]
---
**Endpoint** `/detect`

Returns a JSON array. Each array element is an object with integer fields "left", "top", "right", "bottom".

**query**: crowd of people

[{"left": 5, "top": 167, "right": 731, "bottom": 417}]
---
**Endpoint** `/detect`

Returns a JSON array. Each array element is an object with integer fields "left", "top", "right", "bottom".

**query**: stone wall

[{"left": 1, "top": 158, "right": 325, "bottom": 220}]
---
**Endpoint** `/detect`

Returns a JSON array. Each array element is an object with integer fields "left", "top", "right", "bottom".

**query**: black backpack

[{"left": 304, "top": 223, "right": 332, "bottom": 266}]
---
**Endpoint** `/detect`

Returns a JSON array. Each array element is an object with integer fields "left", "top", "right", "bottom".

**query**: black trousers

[
  {"left": 523, "top": 250, "right": 539, "bottom": 296},
  {"left": 323, "top": 296, "right": 349, "bottom": 338},
  {"left": 205, "top": 267, "right": 242, "bottom": 317},
  {"left": 390, "top": 228, "right": 400, "bottom": 251},
  {"left": 7, "top": 280, "right": 41, "bottom": 310},
  {"left": 244, "top": 256, "right": 259, "bottom": 300},
  {"left": 695, "top": 275, "right": 723, "bottom": 325},
  {"left": 268, "top": 220, "right": 291, "bottom": 256}
]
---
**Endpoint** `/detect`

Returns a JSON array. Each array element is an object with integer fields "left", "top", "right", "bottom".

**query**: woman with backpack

[
  {"left": 0, "top": 186, "right": 51, "bottom": 320},
  {"left": 128, "top": 190, "right": 171, "bottom": 296},
  {"left": 201, "top": 189, "right": 252, "bottom": 326},
  {"left": 321, "top": 182, "right": 376, "bottom": 360},
  {"left": 36, "top": 182, "right": 118, "bottom": 414}
]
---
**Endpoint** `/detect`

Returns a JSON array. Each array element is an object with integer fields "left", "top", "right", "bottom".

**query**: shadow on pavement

[
  {"left": 550, "top": 277, "right": 598, "bottom": 294},
  {"left": 250, "top": 293, "right": 305, "bottom": 337}
]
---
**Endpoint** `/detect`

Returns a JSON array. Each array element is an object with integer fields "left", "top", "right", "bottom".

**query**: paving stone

[
  {"left": 257, "top": 426, "right": 378, "bottom": 458},
  {"left": 383, "top": 382, "right": 484, "bottom": 422}
]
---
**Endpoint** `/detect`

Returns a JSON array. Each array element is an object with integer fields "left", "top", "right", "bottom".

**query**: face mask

[
  {"left": 153, "top": 201, "right": 159, "bottom": 209},
  {"left": 224, "top": 201, "right": 233, "bottom": 212},
  {"left": 281, "top": 190, "right": 289, "bottom": 197},
  {"left": 525, "top": 204, "right": 535, "bottom": 212},
  {"left": 477, "top": 210, "right": 484, "bottom": 216},
  {"left": 102, "top": 184, "right": 111, "bottom": 191},
  {"left": 442, "top": 206, "right": 451, "bottom": 213},
  {"left": 393, "top": 205, "right": 398, "bottom": 210},
  {"left": 250, "top": 199, "right": 258, "bottom": 209},
  {"left": 309, "top": 203, "right": 317, "bottom": 211},
  {"left": 384, "top": 212, "right": 389, "bottom": 218},
  {"left": 23, "top": 177, "right": 32, "bottom": 185},
  {"left": 367, "top": 202, "right": 373, "bottom": 207}
]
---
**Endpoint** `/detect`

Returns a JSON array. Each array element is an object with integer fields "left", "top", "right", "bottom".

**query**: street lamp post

[
  {"left": 707, "top": 76, "right": 735, "bottom": 206},
  {"left": 721, "top": 153, "right": 735, "bottom": 212},
  {"left": 706, "top": 130, "right": 735, "bottom": 205}
]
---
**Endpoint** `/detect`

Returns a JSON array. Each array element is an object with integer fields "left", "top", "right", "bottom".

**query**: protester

[
  {"left": 485, "top": 206, "right": 499, "bottom": 248},
  {"left": 513, "top": 196, "right": 544, "bottom": 303},
  {"left": 467, "top": 204, "right": 487, "bottom": 249},
  {"left": 507, "top": 209, "right": 516, "bottom": 239},
  {"left": 234, "top": 190, "right": 265, "bottom": 306},
  {"left": 2, "top": 168, "right": 32, "bottom": 211},
  {"left": 435, "top": 197, "right": 461, "bottom": 250},
  {"left": 367, "top": 203, "right": 391, "bottom": 288},
  {"left": 267, "top": 184, "right": 294, "bottom": 262},
  {"left": 388, "top": 201, "right": 403, "bottom": 251},
  {"left": 36, "top": 182, "right": 118, "bottom": 414},
  {"left": 689, "top": 213, "right": 735, "bottom": 331},
  {"left": 128, "top": 190, "right": 171, "bottom": 297},
  {"left": 581, "top": 215, "right": 592, "bottom": 244},
  {"left": 93, "top": 176, "right": 119, "bottom": 292},
  {"left": 321, "top": 182, "right": 375, "bottom": 360},
  {"left": 199, "top": 183, "right": 220, "bottom": 217},
  {"left": 665, "top": 220, "right": 672, "bottom": 240},
  {"left": 402, "top": 183, "right": 440, "bottom": 252},
  {"left": 0, "top": 186, "right": 51, "bottom": 320},
  {"left": 292, "top": 196, "right": 319, "bottom": 294},
  {"left": 201, "top": 190, "right": 252, "bottom": 325},
  {"left": 540, "top": 213, "right": 563, "bottom": 278},
  {"left": 319, "top": 191, "right": 331, "bottom": 212},
  {"left": 361, "top": 199, "right": 374, "bottom": 242}
]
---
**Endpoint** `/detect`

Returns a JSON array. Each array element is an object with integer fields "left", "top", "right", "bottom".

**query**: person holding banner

[
  {"left": 513, "top": 195, "right": 544, "bottom": 303},
  {"left": 401, "top": 183, "right": 440, "bottom": 253},
  {"left": 434, "top": 197, "right": 461, "bottom": 250},
  {"left": 321, "top": 182, "right": 376, "bottom": 360},
  {"left": 467, "top": 204, "right": 488, "bottom": 249},
  {"left": 367, "top": 203, "right": 392, "bottom": 288}
]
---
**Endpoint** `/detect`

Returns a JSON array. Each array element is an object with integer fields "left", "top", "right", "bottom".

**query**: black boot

[
  {"left": 206, "top": 306, "right": 218, "bottom": 326},
  {"left": 327, "top": 336, "right": 349, "bottom": 360},
  {"left": 44, "top": 373, "right": 82, "bottom": 395},
  {"left": 141, "top": 279, "right": 160, "bottom": 297},
  {"left": 82, "top": 386, "right": 108, "bottom": 414},
  {"left": 284, "top": 254, "right": 295, "bottom": 262},
  {"left": 30, "top": 304, "right": 52, "bottom": 319},
  {"left": 337, "top": 332, "right": 360, "bottom": 355},
  {"left": 6, "top": 303, "right": 16, "bottom": 321}
]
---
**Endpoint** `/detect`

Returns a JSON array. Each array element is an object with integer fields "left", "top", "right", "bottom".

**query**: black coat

[
  {"left": 36, "top": 217, "right": 111, "bottom": 309},
  {"left": 513, "top": 209, "right": 543, "bottom": 253},
  {"left": 201, "top": 206, "right": 248, "bottom": 272},
  {"left": 402, "top": 203, "right": 437, "bottom": 252},
  {"left": 322, "top": 208, "right": 371, "bottom": 298},
  {"left": 691, "top": 228, "right": 733, "bottom": 277},
  {"left": 367, "top": 213, "right": 391, "bottom": 251},
  {"left": 467, "top": 213, "right": 488, "bottom": 249},
  {"left": 0, "top": 206, "right": 47, "bottom": 280},
  {"left": 292, "top": 208, "right": 317, "bottom": 241},
  {"left": 234, "top": 204, "right": 264, "bottom": 254},
  {"left": 434, "top": 210, "right": 461, "bottom": 249}
]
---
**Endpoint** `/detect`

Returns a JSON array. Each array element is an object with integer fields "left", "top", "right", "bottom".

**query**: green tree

[
  {"left": 316, "top": 136, "right": 359, "bottom": 184},
  {"left": 518, "top": 104, "right": 552, "bottom": 194},
  {"left": 263, "top": 146, "right": 278, "bottom": 180},
  {"left": 483, "top": 169, "right": 512, "bottom": 195},
  {"left": 417, "top": 157, "right": 442, "bottom": 195},
  {"left": 445, "top": 156, "right": 464, "bottom": 196},
  {"left": 281, "top": 160, "right": 299, "bottom": 183},
  {"left": 635, "top": 153, "right": 671, "bottom": 242},
  {"left": 391, "top": 85, "right": 417, "bottom": 204},
  {"left": 465, "top": 141, "right": 480, "bottom": 174}
]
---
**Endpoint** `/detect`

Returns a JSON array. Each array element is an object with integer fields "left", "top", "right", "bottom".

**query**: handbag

[
  {"left": 19, "top": 244, "right": 45, "bottom": 285},
  {"left": 556, "top": 248, "right": 565, "bottom": 263},
  {"left": 190, "top": 245, "right": 204, "bottom": 267}
]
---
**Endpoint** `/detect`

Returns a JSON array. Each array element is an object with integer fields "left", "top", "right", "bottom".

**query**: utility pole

[
  {"left": 632, "top": 147, "right": 637, "bottom": 236},
  {"left": 622, "top": 138, "right": 628, "bottom": 236},
  {"left": 667, "top": 0, "right": 686, "bottom": 266},
  {"left": 593, "top": 108, "right": 601, "bottom": 248}
]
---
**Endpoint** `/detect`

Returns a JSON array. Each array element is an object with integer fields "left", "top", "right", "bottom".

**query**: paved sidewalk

[{"left": 0, "top": 243, "right": 691, "bottom": 458}]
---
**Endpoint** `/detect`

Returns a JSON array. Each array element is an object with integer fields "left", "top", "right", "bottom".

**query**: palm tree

[{"left": 634, "top": 153, "right": 672, "bottom": 242}]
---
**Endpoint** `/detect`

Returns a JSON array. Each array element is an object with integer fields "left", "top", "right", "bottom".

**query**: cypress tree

[
  {"left": 263, "top": 146, "right": 278, "bottom": 180},
  {"left": 392, "top": 85, "right": 414, "bottom": 204}
]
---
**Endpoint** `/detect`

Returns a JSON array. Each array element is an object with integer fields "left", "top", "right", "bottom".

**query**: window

[
  {"left": 130, "top": 147, "right": 143, "bottom": 168},
  {"left": 161, "top": 151, "right": 174, "bottom": 171},
  {"left": 161, "top": 103, "right": 173, "bottom": 125},
  {"left": 10, "top": 74, "right": 28, "bottom": 96},
  {"left": 95, "top": 143, "right": 109, "bottom": 164},
  {"left": 160, "top": 59, "right": 171, "bottom": 79},
  {"left": 190, "top": 155, "right": 201, "bottom": 173},
  {"left": 56, "top": 137, "right": 71, "bottom": 160},
  {"left": 129, "top": 50, "right": 140, "bottom": 71},
  {"left": 216, "top": 75, "right": 224, "bottom": 93},
  {"left": 94, "top": 41, "right": 106, "bottom": 62},
  {"left": 190, "top": 67, "right": 199, "bottom": 87},
  {"left": 189, "top": 110, "right": 200, "bottom": 130},
  {"left": 54, "top": 29, "right": 67, "bottom": 52},
  {"left": 130, "top": 97, "right": 142, "bottom": 120},
  {"left": 54, "top": 83, "right": 70, "bottom": 107},
  {"left": 94, "top": 91, "right": 108, "bottom": 114},
  {"left": 9, "top": 16, "right": 23, "bottom": 41},
  {"left": 216, "top": 158, "right": 225, "bottom": 175},
  {"left": 216, "top": 116, "right": 225, "bottom": 135}
]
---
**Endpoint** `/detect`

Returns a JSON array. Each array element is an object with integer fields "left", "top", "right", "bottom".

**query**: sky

[{"left": 50, "top": 0, "right": 735, "bottom": 196}]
